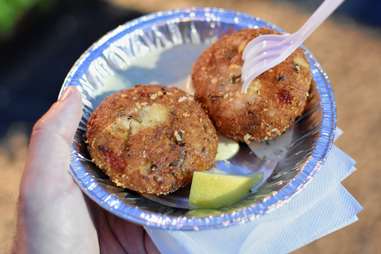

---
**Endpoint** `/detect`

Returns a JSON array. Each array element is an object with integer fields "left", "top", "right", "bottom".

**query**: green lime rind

[{"left": 186, "top": 209, "right": 222, "bottom": 217}]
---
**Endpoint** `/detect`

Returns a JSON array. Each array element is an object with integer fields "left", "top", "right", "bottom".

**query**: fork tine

[
  {"left": 243, "top": 39, "right": 282, "bottom": 61},
  {"left": 242, "top": 51, "right": 289, "bottom": 92},
  {"left": 242, "top": 46, "right": 286, "bottom": 77},
  {"left": 242, "top": 33, "right": 287, "bottom": 56},
  {"left": 243, "top": 37, "right": 292, "bottom": 62},
  {"left": 243, "top": 40, "right": 269, "bottom": 60},
  {"left": 242, "top": 52, "right": 292, "bottom": 93},
  {"left": 242, "top": 0, "right": 345, "bottom": 93},
  {"left": 242, "top": 33, "right": 289, "bottom": 60},
  {"left": 243, "top": 43, "right": 273, "bottom": 62},
  {"left": 243, "top": 46, "right": 286, "bottom": 68},
  {"left": 242, "top": 68, "right": 266, "bottom": 93}
]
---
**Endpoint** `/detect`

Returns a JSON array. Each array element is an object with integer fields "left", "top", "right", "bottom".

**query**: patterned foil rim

[{"left": 60, "top": 8, "right": 336, "bottom": 231}]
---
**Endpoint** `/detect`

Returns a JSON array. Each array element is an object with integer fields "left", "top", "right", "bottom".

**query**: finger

[
  {"left": 90, "top": 204, "right": 126, "bottom": 254},
  {"left": 106, "top": 212, "right": 147, "bottom": 254},
  {"left": 21, "top": 87, "right": 83, "bottom": 195},
  {"left": 26, "top": 86, "right": 82, "bottom": 170},
  {"left": 16, "top": 88, "right": 99, "bottom": 254},
  {"left": 144, "top": 231, "right": 160, "bottom": 254},
  {"left": 32, "top": 86, "right": 83, "bottom": 145}
]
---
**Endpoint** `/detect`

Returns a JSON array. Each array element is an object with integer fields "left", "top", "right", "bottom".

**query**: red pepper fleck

[
  {"left": 278, "top": 89, "right": 293, "bottom": 104},
  {"left": 98, "top": 145, "right": 126, "bottom": 171}
]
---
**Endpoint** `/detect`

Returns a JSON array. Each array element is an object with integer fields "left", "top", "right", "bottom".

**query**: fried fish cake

[
  {"left": 86, "top": 85, "right": 218, "bottom": 195},
  {"left": 192, "top": 28, "right": 312, "bottom": 142}
]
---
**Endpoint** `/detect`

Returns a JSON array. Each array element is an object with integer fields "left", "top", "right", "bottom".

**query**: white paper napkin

[{"left": 146, "top": 132, "right": 362, "bottom": 254}]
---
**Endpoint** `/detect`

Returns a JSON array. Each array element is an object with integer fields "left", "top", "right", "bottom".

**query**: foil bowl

[{"left": 61, "top": 8, "right": 336, "bottom": 230}]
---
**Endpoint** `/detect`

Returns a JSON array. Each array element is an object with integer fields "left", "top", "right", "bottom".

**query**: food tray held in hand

[{"left": 61, "top": 8, "right": 336, "bottom": 231}]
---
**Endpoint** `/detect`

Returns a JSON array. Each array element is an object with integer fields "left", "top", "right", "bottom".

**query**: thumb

[
  {"left": 16, "top": 89, "right": 99, "bottom": 254},
  {"left": 23, "top": 87, "right": 83, "bottom": 189},
  {"left": 32, "top": 86, "right": 83, "bottom": 144}
]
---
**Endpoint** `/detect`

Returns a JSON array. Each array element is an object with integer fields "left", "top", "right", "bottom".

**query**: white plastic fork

[{"left": 241, "top": 0, "right": 345, "bottom": 93}]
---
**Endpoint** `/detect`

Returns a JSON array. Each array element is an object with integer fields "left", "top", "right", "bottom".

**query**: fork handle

[{"left": 296, "top": 0, "right": 345, "bottom": 40}]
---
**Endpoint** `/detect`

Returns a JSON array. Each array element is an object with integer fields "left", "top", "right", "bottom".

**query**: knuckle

[{"left": 32, "top": 118, "right": 48, "bottom": 137}]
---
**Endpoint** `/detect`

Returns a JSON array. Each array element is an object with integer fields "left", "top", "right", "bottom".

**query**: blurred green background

[{"left": 0, "top": 0, "right": 54, "bottom": 37}]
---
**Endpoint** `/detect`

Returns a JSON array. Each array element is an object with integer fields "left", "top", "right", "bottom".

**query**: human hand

[{"left": 13, "top": 87, "right": 159, "bottom": 254}]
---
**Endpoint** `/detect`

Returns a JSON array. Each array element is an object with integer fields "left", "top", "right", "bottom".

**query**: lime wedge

[
  {"left": 186, "top": 209, "right": 222, "bottom": 217},
  {"left": 189, "top": 172, "right": 262, "bottom": 209}
]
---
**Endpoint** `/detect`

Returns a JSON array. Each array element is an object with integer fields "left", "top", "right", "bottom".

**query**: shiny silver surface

[{"left": 60, "top": 8, "right": 336, "bottom": 230}]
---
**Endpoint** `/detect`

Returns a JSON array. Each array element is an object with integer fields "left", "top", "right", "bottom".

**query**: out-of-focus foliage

[{"left": 0, "top": 0, "right": 52, "bottom": 38}]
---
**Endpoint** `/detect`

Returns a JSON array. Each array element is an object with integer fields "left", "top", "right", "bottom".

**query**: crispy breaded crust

[
  {"left": 192, "top": 28, "right": 312, "bottom": 142},
  {"left": 87, "top": 85, "right": 218, "bottom": 195}
]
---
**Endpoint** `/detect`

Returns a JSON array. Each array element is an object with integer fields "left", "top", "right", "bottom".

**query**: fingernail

[{"left": 59, "top": 87, "right": 76, "bottom": 101}]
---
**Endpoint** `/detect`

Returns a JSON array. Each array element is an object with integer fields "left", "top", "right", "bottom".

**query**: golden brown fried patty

[
  {"left": 192, "top": 28, "right": 312, "bottom": 142},
  {"left": 86, "top": 85, "right": 218, "bottom": 195}
]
